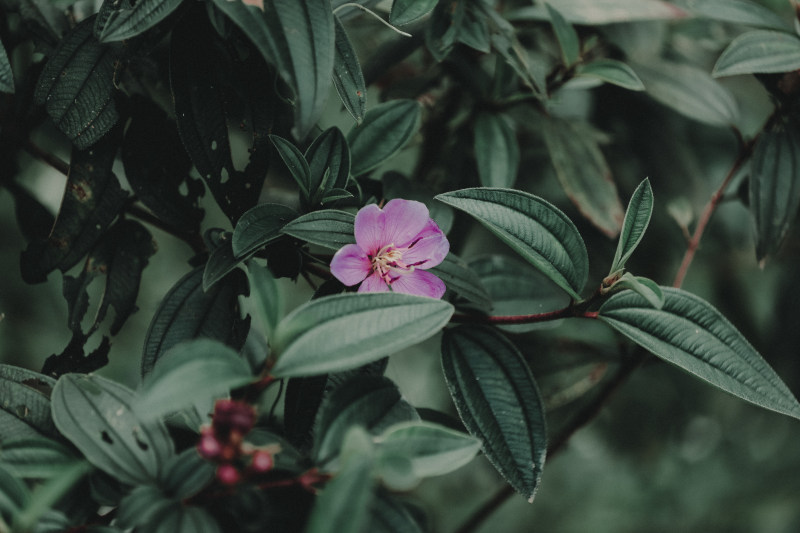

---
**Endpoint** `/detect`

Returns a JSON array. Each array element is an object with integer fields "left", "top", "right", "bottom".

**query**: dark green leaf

[
  {"left": 160, "top": 448, "right": 216, "bottom": 500},
  {"left": 749, "top": 114, "right": 800, "bottom": 260},
  {"left": 576, "top": 59, "right": 645, "bottom": 91},
  {"left": 713, "top": 30, "right": 800, "bottom": 78},
  {"left": 543, "top": 116, "right": 625, "bottom": 238},
  {"left": 429, "top": 254, "right": 491, "bottom": 309},
  {"left": 142, "top": 266, "right": 250, "bottom": 378},
  {"left": 390, "top": 0, "right": 437, "bottom": 25},
  {"left": 306, "top": 127, "right": 350, "bottom": 202},
  {"left": 21, "top": 131, "right": 128, "bottom": 284},
  {"left": 546, "top": 3, "right": 579, "bottom": 66},
  {"left": 457, "top": 7, "right": 491, "bottom": 53},
  {"left": 333, "top": 16, "right": 367, "bottom": 123},
  {"left": 599, "top": 288, "right": 800, "bottom": 420},
  {"left": 51, "top": 374, "right": 174, "bottom": 485},
  {"left": 610, "top": 178, "right": 653, "bottom": 273},
  {"left": 34, "top": 16, "right": 118, "bottom": 149},
  {"left": 117, "top": 485, "right": 174, "bottom": 530},
  {"left": 0, "top": 463, "right": 29, "bottom": 520},
  {"left": 436, "top": 188, "right": 589, "bottom": 299},
  {"left": 426, "top": 0, "right": 467, "bottom": 61},
  {"left": 368, "top": 492, "right": 424, "bottom": 533},
  {"left": 14, "top": 460, "right": 92, "bottom": 532},
  {"left": 41, "top": 333, "right": 111, "bottom": 378},
  {"left": 489, "top": 18, "right": 544, "bottom": 96},
  {"left": 96, "top": 0, "right": 183, "bottom": 42},
  {"left": 686, "top": 0, "right": 789, "bottom": 31},
  {"left": 348, "top": 99, "right": 421, "bottom": 176},
  {"left": 270, "top": 134, "right": 311, "bottom": 198},
  {"left": 442, "top": 325, "right": 548, "bottom": 502},
  {"left": 272, "top": 293, "right": 454, "bottom": 377},
  {"left": 508, "top": 1, "right": 687, "bottom": 25},
  {"left": 202, "top": 231, "right": 239, "bottom": 291},
  {"left": 281, "top": 209, "right": 356, "bottom": 250},
  {"left": 0, "top": 366, "right": 58, "bottom": 440},
  {"left": 0, "top": 39, "right": 13, "bottom": 93},
  {"left": 474, "top": 112, "right": 519, "bottom": 189},
  {"left": 246, "top": 261, "right": 282, "bottom": 341},
  {"left": 610, "top": 273, "right": 664, "bottom": 309},
  {"left": 0, "top": 437, "right": 77, "bottom": 479},
  {"left": 232, "top": 203, "right": 298, "bottom": 258},
  {"left": 151, "top": 505, "right": 223, "bottom": 533}
]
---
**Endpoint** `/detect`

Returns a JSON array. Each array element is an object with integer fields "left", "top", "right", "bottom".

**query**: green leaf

[
  {"left": 390, "top": 0, "right": 438, "bottom": 25},
  {"left": 306, "top": 127, "right": 351, "bottom": 202},
  {"left": 576, "top": 59, "right": 645, "bottom": 91},
  {"left": 314, "top": 376, "right": 418, "bottom": 463},
  {"left": 348, "top": 99, "right": 421, "bottom": 176},
  {"left": 474, "top": 112, "right": 519, "bottom": 189},
  {"left": 686, "top": 0, "right": 789, "bottom": 31},
  {"left": 136, "top": 339, "right": 254, "bottom": 420},
  {"left": 0, "top": 39, "right": 13, "bottom": 93},
  {"left": 13, "top": 460, "right": 93, "bottom": 532},
  {"left": 142, "top": 266, "right": 250, "bottom": 378},
  {"left": 51, "top": 374, "right": 174, "bottom": 485},
  {"left": 508, "top": 1, "right": 687, "bottom": 25},
  {"left": 546, "top": 3, "right": 580, "bottom": 66},
  {"left": 610, "top": 178, "right": 654, "bottom": 273},
  {"left": 96, "top": 0, "right": 183, "bottom": 42},
  {"left": 333, "top": 16, "right": 366, "bottom": 123},
  {"left": 160, "top": 449, "right": 216, "bottom": 500},
  {"left": 429, "top": 254, "right": 492, "bottom": 309},
  {"left": 543, "top": 117, "right": 625, "bottom": 238},
  {"left": 0, "top": 365, "right": 58, "bottom": 440},
  {"left": 247, "top": 261, "right": 282, "bottom": 342},
  {"left": 34, "top": 16, "right": 118, "bottom": 149},
  {"left": 749, "top": 114, "right": 800, "bottom": 260},
  {"left": 442, "top": 325, "right": 548, "bottom": 502},
  {"left": 231, "top": 203, "right": 298, "bottom": 258},
  {"left": 713, "top": 30, "right": 800, "bottom": 78},
  {"left": 436, "top": 188, "right": 589, "bottom": 299},
  {"left": 426, "top": 0, "right": 467, "bottom": 61},
  {"left": 202, "top": 231, "right": 239, "bottom": 292},
  {"left": 270, "top": 134, "right": 311, "bottom": 199},
  {"left": 151, "top": 505, "right": 223, "bottom": 533},
  {"left": 271, "top": 293, "right": 454, "bottom": 377},
  {"left": 610, "top": 273, "right": 664, "bottom": 310},
  {"left": 0, "top": 437, "right": 77, "bottom": 479},
  {"left": 282, "top": 210, "right": 356, "bottom": 250},
  {"left": 117, "top": 485, "right": 174, "bottom": 530},
  {"left": 0, "top": 463, "right": 29, "bottom": 520},
  {"left": 599, "top": 288, "right": 800, "bottom": 420},
  {"left": 367, "top": 492, "right": 425, "bottom": 533},
  {"left": 458, "top": 7, "right": 491, "bottom": 53}
]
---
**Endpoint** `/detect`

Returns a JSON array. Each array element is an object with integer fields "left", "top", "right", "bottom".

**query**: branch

[{"left": 450, "top": 305, "right": 597, "bottom": 325}]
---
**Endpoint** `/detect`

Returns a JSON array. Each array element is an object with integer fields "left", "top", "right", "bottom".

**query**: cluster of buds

[{"left": 197, "top": 399, "right": 278, "bottom": 485}]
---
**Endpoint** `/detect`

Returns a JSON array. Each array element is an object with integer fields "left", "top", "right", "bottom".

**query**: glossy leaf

[
  {"left": 610, "top": 178, "right": 654, "bottom": 273},
  {"left": 231, "top": 203, "right": 298, "bottom": 258},
  {"left": 713, "top": 30, "right": 800, "bottom": 78},
  {"left": 51, "top": 374, "right": 174, "bottom": 485},
  {"left": 390, "top": 0, "right": 438, "bottom": 25},
  {"left": 0, "top": 39, "right": 13, "bottom": 93},
  {"left": 577, "top": 59, "right": 645, "bottom": 91},
  {"left": 436, "top": 188, "right": 589, "bottom": 299},
  {"left": 333, "top": 16, "right": 366, "bottom": 123},
  {"left": 136, "top": 339, "right": 254, "bottom": 420},
  {"left": 749, "top": 115, "right": 800, "bottom": 260},
  {"left": 142, "top": 266, "right": 250, "bottom": 378},
  {"left": 0, "top": 366, "right": 58, "bottom": 440},
  {"left": 271, "top": 293, "right": 454, "bottom": 377},
  {"left": 611, "top": 273, "right": 664, "bottom": 310},
  {"left": 599, "top": 288, "right": 800, "bottom": 420},
  {"left": 685, "top": 0, "right": 788, "bottom": 31},
  {"left": 96, "top": 0, "right": 183, "bottom": 42},
  {"left": 546, "top": 3, "right": 579, "bottom": 66},
  {"left": 442, "top": 325, "right": 548, "bottom": 502},
  {"left": 544, "top": 117, "right": 625, "bottom": 238},
  {"left": 282, "top": 209, "right": 356, "bottom": 250},
  {"left": 509, "top": 0, "right": 687, "bottom": 25},
  {"left": 429, "top": 254, "right": 491, "bottom": 309},
  {"left": 34, "top": 16, "right": 118, "bottom": 149},
  {"left": 474, "top": 112, "right": 519, "bottom": 189},
  {"left": 348, "top": 100, "right": 421, "bottom": 176}
]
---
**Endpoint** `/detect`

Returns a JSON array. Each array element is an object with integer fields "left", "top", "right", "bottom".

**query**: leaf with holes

[
  {"left": 96, "top": 0, "right": 183, "bottom": 42},
  {"left": 610, "top": 178, "right": 653, "bottom": 274},
  {"left": 348, "top": 100, "right": 421, "bottom": 176},
  {"left": 713, "top": 30, "right": 800, "bottom": 78},
  {"left": 232, "top": 203, "right": 298, "bottom": 258},
  {"left": 51, "top": 374, "right": 174, "bottom": 485},
  {"left": 333, "top": 16, "right": 366, "bottom": 123},
  {"left": 442, "top": 325, "right": 548, "bottom": 502},
  {"left": 599, "top": 288, "right": 800, "bottom": 420},
  {"left": 0, "top": 365, "right": 58, "bottom": 441}
]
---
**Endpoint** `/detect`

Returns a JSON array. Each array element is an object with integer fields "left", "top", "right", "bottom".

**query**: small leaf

[
  {"left": 306, "top": 127, "right": 350, "bottom": 202},
  {"left": 458, "top": 7, "right": 491, "bottom": 53},
  {"left": 333, "top": 16, "right": 367, "bottom": 123},
  {"left": 436, "top": 188, "right": 589, "bottom": 299},
  {"left": 231, "top": 203, "right": 298, "bottom": 258},
  {"left": 390, "top": 0, "right": 438, "bottom": 25},
  {"left": 474, "top": 112, "right": 519, "bottom": 189},
  {"left": 426, "top": 0, "right": 467, "bottom": 61},
  {"left": 442, "top": 325, "right": 548, "bottom": 502},
  {"left": 51, "top": 374, "right": 174, "bottom": 485},
  {"left": 270, "top": 134, "right": 311, "bottom": 198},
  {"left": 96, "top": 0, "right": 183, "bottom": 42},
  {"left": 0, "top": 38, "right": 13, "bottom": 93},
  {"left": 599, "top": 288, "right": 800, "bottom": 420},
  {"left": 247, "top": 261, "right": 282, "bottom": 342},
  {"left": 136, "top": 339, "right": 254, "bottom": 420},
  {"left": 543, "top": 116, "right": 625, "bottom": 238},
  {"left": 749, "top": 114, "right": 800, "bottom": 260},
  {"left": 546, "top": 3, "right": 580, "bottom": 67},
  {"left": 0, "top": 365, "right": 58, "bottom": 440},
  {"left": 429, "top": 254, "right": 492, "bottom": 309},
  {"left": 686, "top": 0, "right": 789, "bottom": 31},
  {"left": 281, "top": 209, "right": 356, "bottom": 250},
  {"left": 610, "top": 273, "right": 664, "bottom": 309},
  {"left": 576, "top": 59, "right": 645, "bottom": 91},
  {"left": 713, "top": 30, "right": 800, "bottom": 78},
  {"left": 272, "top": 293, "right": 454, "bottom": 377},
  {"left": 348, "top": 100, "right": 421, "bottom": 176},
  {"left": 610, "top": 178, "right": 654, "bottom": 273}
]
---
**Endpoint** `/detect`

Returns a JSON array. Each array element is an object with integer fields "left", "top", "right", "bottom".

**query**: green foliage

[{"left": 713, "top": 30, "right": 800, "bottom": 77}]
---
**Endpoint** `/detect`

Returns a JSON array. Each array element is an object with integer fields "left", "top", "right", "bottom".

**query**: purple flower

[{"left": 330, "top": 199, "right": 450, "bottom": 299}]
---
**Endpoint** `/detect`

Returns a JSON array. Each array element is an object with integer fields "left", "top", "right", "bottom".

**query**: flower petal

[
  {"left": 358, "top": 272, "right": 391, "bottom": 293},
  {"left": 354, "top": 204, "right": 385, "bottom": 254},
  {"left": 381, "top": 199, "right": 430, "bottom": 248},
  {"left": 330, "top": 244, "right": 371, "bottom": 286},
  {"left": 389, "top": 270, "right": 446, "bottom": 299},
  {"left": 402, "top": 219, "right": 449, "bottom": 269}
]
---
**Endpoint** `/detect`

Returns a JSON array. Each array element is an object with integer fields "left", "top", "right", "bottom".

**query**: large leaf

[
  {"left": 0, "top": 366, "right": 58, "bottom": 440},
  {"left": 436, "top": 188, "right": 589, "bottom": 299},
  {"left": 34, "top": 16, "right": 118, "bottom": 149},
  {"left": 713, "top": 30, "right": 800, "bottom": 78},
  {"left": 96, "top": 0, "right": 183, "bottom": 42},
  {"left": 686, "top": 0, "right": 789, "bottom": 31},
  {"left": 231, "top": 203, "right": 298, "bottom": 258},
  {"left": 509, "top": 0, "right": 687, "bottom": 25},
  {"left": 0, "top": 39, "right": 13, "bottom": 93},
  {"left": 142, "top": 266, "right": 250, "bottom": 378},
  {"left": 749, "top": 114, "right": 800, "bottom": 260},
  {"left": 442, "top": 325, "right": 548, "bottom": 502},
  {"left": 51, "top": 374, "right": 174, "bottom": 485},
  {"left": 474, "top": 112, "right": 519, "bottom": 189},
  {"left": 543, "top": 117, "right": 625, "bottom": 238},
  {"left": 348, "top": 100, "right": 421, "bottom": 176},
  {"left": 576, "top": 59, "right": 644, "bottom": 91},
  {"left": 610, "top": 178, "right": 653, "bottom": 273},
  {"left": 333, "top": 16, "right": 366, "bottom": 123},
  {"left": 599, "top": 288, "right": 800, "bottom": 420},
  {"left": 271, "top": 293, "right": 454, "bottom": 377},
  {"left": 281, "top": 209, "right": 356, "bottom": 250},
  {"left": 210, "top": 0, "right": 335, "bottom": 139}
]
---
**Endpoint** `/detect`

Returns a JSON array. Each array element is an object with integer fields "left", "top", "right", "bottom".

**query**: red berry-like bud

[
  {"left": 251, "top": 450, "right": 274, "bottom": 472},
  {"left": 216, "top": 464, "right": 241, "bottom": 485},
  {"left": 197, "top": 434, "right": 222, "bottom": 459},
  {"left": 213, "top": 400, "right": 256, "bottom": 435}
]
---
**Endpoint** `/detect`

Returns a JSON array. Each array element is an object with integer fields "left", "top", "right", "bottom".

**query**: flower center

[{"left": 370, "top": 243, "right": 414, "bottom": 284}]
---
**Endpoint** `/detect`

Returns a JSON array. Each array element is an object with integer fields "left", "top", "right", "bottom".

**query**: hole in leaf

[
  {"left": 133, "top": 428, "right": 149, "bottom": 451},
  {"left": 101, "top": 431, "right": 114, "bottom": 445},
  {"left": 15, "top": 405, "right": 30, "bottom": 418}
]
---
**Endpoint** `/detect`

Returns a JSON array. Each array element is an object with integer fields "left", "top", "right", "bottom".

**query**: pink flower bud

[
  {"left": 216, "top": 464, "right": 241, "bottom": 485},
  {"left": 197, "top": 434, "right": 222, "bottom": 459},
  {"left": 250, "top": 450, "right": 274, "bottom": 472}
]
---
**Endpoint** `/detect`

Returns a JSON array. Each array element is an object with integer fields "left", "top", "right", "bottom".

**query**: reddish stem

[{"left": 450, "top": 306, "right": 597, "bottom": 325}]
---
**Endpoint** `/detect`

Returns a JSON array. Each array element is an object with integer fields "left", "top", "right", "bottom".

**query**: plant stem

[
  {"left": 23, "top": 140, "right": 70, "bottom": 176},
  {"left": 451, "top": 305, "right": 597, "bottom": 325}
]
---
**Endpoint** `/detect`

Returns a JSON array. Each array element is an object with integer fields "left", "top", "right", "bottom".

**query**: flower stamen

[{"left": 370, "top": 243, "right": 416, "bottom": 285}]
